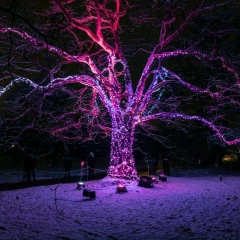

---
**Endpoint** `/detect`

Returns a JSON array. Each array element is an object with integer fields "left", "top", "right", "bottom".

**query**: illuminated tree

[{"left": 0, "top": 0, "right": 240, "bottom": 179}]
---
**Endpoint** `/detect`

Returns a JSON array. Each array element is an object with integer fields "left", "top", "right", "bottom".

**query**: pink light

[
  {"left": 116, "top": 184, "right": 127, "bottom": 193},
  {"left": 0, "top": 0, "right": 240, "bottom": 182}
]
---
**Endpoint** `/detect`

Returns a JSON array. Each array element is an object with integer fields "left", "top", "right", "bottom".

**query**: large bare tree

[{"left": 0, "top": 0, "right": 240, "bottom": 179}]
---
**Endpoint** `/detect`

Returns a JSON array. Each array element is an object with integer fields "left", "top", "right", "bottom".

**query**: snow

[{"left": 1, "top": 172, "right": 240, "bottom": 240}]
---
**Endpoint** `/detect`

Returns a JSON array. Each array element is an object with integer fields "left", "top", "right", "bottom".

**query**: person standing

[
  {"left": 88, "top": 152, "right": 95, "bottom": 180},
  {"left": 23, "top": 149, "right": 35, "bottom": 182}
]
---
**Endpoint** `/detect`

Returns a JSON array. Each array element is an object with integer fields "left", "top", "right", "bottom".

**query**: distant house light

[{"left": 222, "top": 154, "right": 237, "bottom": 162}]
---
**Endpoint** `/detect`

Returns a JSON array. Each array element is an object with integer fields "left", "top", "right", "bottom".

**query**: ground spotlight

[
  {"left": 77, "top": 181, "right": 85, "bottom": 190},
  {"left": 83, "top": 189, "right": 96, "bottom": 199},
  {"left": 138, "top": 176, "right": 153, "bottom": 188},
  {"left": 151, "top": 176, "right": 156, "bottom": 182},
  {"left": 116, "top": 184, "right": 127, "bottom": 193}
]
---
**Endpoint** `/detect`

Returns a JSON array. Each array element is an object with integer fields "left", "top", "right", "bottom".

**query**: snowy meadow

[{"left": 1, "top": 172, "right": 240, "bottom": 240}]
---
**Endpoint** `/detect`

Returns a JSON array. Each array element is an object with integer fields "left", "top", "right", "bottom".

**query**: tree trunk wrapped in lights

[
  {"left": 0, "top": 0, "right": 240, "bottom": 179},
  {"left": 108, "top": 113, "right": 137, "bottom": 179}
]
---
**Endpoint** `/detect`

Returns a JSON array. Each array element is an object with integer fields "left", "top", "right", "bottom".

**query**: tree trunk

[{"left": 107, "top": 124, "right": 137, "bottom": 180}]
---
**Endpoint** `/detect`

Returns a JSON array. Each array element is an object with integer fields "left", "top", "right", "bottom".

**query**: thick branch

[
  {"left": 0, "top": 27, "right": 102, "bottom": 75},
  {"left": 0, "top": 75, "right": 112, "bottom": 112},
  {"left": 54, "top": 0, "right": 114, "bottom": 54}
]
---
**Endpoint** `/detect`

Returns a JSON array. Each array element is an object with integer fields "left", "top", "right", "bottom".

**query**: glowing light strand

[
  {"left": 140, "top": 112, "right": 240, "bottom": 146},
  {"left": 1, "top": 1, "right": 240, "bottom": 181},
  {"left": 0, "top": 76, "right": 111, "bottom": 108},
  {"left": 0, "top": 27, "right": 101, "bottom": 75}
]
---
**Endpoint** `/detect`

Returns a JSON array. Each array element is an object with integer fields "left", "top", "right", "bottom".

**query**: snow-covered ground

[{"left": 1, "top": 171, "right": 240, "bottom": 240}]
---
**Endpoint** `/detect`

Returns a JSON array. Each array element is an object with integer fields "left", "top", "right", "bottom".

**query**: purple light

[{"left": 0, "top": 1, "right": 240, "bottom": 181}]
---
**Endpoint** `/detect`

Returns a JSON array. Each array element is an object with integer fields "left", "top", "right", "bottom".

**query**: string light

[{"left": 1, "top": 2, "right": 240, "bottom": 181}]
